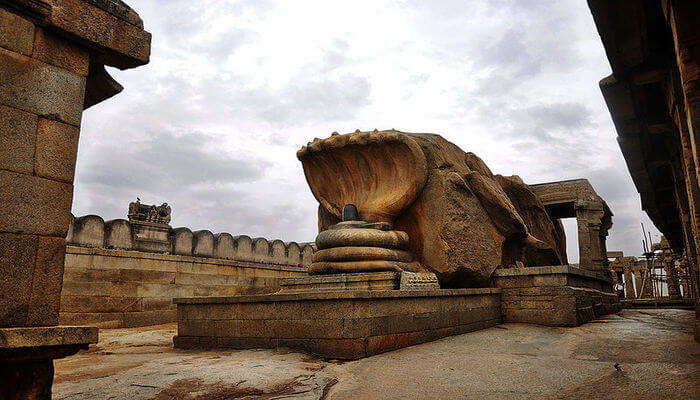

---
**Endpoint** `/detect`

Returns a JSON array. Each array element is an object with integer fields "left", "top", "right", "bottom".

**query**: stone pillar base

[{"left": 0, "top": 326, "right": 98, "bottom": 399}]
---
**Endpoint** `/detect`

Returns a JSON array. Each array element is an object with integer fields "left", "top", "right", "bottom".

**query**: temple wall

[{"left": 60, "top": 215, "right": 312, "bottom": 327}]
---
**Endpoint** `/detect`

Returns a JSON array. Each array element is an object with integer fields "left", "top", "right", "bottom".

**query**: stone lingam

[
  {"left": 280, "top": 202, "right": 440, "bottom": 292},
  {"left": 311, "top": 204, "right": 421, "bottom": 274}
]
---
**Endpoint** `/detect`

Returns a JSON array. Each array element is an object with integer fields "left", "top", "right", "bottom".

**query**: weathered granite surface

[{"left": 55, "top": 310, "right": 699, "bottom": 399}]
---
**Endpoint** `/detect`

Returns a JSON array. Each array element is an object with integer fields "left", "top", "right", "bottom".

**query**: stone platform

[
  {"left": 174, "top": 288, "right": 501, "bottom": 359},
  {"left": 492, "top": 265, "right": 621, "bottom": 326}
]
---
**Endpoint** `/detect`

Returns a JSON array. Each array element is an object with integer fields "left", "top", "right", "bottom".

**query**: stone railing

[{"left": 66, "top": 214, "right": 315, "bottom": 267}]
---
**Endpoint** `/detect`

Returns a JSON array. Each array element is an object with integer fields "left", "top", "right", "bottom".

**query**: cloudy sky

[{"left": 73, "top": 0, "right": 661, "bottom": 261}]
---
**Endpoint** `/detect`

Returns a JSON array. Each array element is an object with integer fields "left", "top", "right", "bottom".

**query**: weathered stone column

[
  {"left": 623, "top": 262, "right": 636, "bottom": 299},
  {"left": 666, "top": 0, "right": 700, "bottom": 341},
  {"left": 0, "top": 1, "right": 150, "bottom": 398},
  {"left": 575, "top": 199, "right": 608, "bottom": 271}
]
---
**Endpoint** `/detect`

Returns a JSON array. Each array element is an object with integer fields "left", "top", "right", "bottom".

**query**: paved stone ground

[{"left": 54, "top": 309, "right": 699, "bottom": 399}]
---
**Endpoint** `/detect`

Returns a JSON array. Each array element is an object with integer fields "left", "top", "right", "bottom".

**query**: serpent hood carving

[{"left": 298, "top": 130, "right": 567, "bottom": 287}]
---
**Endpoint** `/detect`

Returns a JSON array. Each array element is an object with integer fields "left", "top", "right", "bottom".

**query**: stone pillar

[
  {"left": 623, "top": 260, "right": 636, "bottom": 299},
  {"left": 0, "top": 1, "right": 150, "bottom": 398},
  {"left": 666, "top": 0, "right": 700, "bottom": 341},
  {"left": 575, "top": 200, "right": 608, "bottom": 271},
  {"left": 666, "top": 257, "right": 682, "bottom": 300}
]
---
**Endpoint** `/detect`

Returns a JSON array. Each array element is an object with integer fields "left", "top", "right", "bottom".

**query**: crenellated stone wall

[{"left": 60, "top": 214, "right": 312, "bottom": 327}]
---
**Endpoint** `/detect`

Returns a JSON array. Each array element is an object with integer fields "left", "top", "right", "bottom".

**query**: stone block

[
  {"left": 365, "top": 333, "right": 410, "bottom": 355},
  {"left": 35, "top": 117, "right": 80, "bottom": 183},
  {"left": 131, "top": 221, "right": 170, "bottom": 253},
  {"left": 286, "top": 242, "right": 301, "bottom": 266},
  {"left": 62, "top": 280, "right": 138, "bottom": 297},
  {"left": 214, "top": 233, "right": 235, "bottom": 259},
  {"left": 45, "top": 0, "right": 151, "bottom": 69},
  {"left": 26, "top": 236, "right": 66, "bottom": 326},
  {"left": 104, "top": 219, "right": 132, "bottom": 249},
  {"left": 233, "top": 235, "right": 253, "bottom": 261},
  {"left": 59, "top": 311, "right": 123, "bottom": 328},
  {"left": 70, "top": 215, "right": 104, "bottom": 247},
  {"left": 0, "top": 233, "right": 36, "bottom": 327},
  {"left": 252, "top": 238, "right": 270, "bottom": 263},
  {"left": 192, "top": 230, "right": 214, "bottom": 257},
  {"left": 0, "top": 104, "right": 37, "bottom": 174},
  {"left": 170, "top": 228, "right": 192, "bottom": 255},
  {"left": 32, "top": 27, "right": 89, "bottom": 76},
  {"left": 140, "top": 297, "right": 173, "bottom": 311},
  {"left": 0, "top": 48, "right": 85, "bottom": 126},
  {"left": 0, "top": 170, "right": 73, "bottom": 236},
  {"left": 0, "top": 325, "right": 97, "bottom": 349},
  {"left": 0, "top": 7, "right": 34, "bottom": 55},
  {"left": 270, "top": 240, "right": 287, "bottom": 264},
  {"left": 121, "top": 310, "right": 176, "bottom": 327}
]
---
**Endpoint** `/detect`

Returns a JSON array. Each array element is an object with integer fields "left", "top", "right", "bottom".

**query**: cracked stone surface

[{"left": 54, "top": 309, "right": 699, "bottom": 399}]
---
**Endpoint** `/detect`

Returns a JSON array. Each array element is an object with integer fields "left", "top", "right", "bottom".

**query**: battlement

[{"left": 66, "top": 214, "right": 314, "bottom": 268}]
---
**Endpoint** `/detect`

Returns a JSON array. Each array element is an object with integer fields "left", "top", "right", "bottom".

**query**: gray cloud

[{"left": 79, "top": 131, "right": 268, "bottom": 188}]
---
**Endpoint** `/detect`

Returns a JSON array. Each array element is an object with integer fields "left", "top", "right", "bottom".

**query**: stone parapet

[
  {"left": 66, "top": 214, "right": 315, "bottom": 268},
  {"left": 173, "top": 288, "right": 502, "bottom": 360}
]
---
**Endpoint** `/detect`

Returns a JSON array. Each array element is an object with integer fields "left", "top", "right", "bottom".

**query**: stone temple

[{"left": 0, "top": 0, "right": 698, "bottom": 399}]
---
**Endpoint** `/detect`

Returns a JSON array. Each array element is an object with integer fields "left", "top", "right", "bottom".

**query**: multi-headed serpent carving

[{"left": 298, "top": 130, "right": 566, "bottom": 287}]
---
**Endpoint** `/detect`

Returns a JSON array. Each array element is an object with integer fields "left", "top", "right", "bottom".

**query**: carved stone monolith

[{"left": 298, "top": 130, "right": 566, "bottom": 287}]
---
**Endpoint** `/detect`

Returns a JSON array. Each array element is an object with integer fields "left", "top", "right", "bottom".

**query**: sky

[{"left": 73, "top": 0, "right": 662, "bottom": 262}]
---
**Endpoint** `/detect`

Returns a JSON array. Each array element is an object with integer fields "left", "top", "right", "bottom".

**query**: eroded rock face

[{"left": 298, "top": 130, "right": 566, "bottom": 287}]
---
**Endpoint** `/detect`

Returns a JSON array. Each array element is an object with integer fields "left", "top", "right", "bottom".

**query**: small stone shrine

[{"left": 127, "top": 199, "right": 172, "bottom": 252}]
